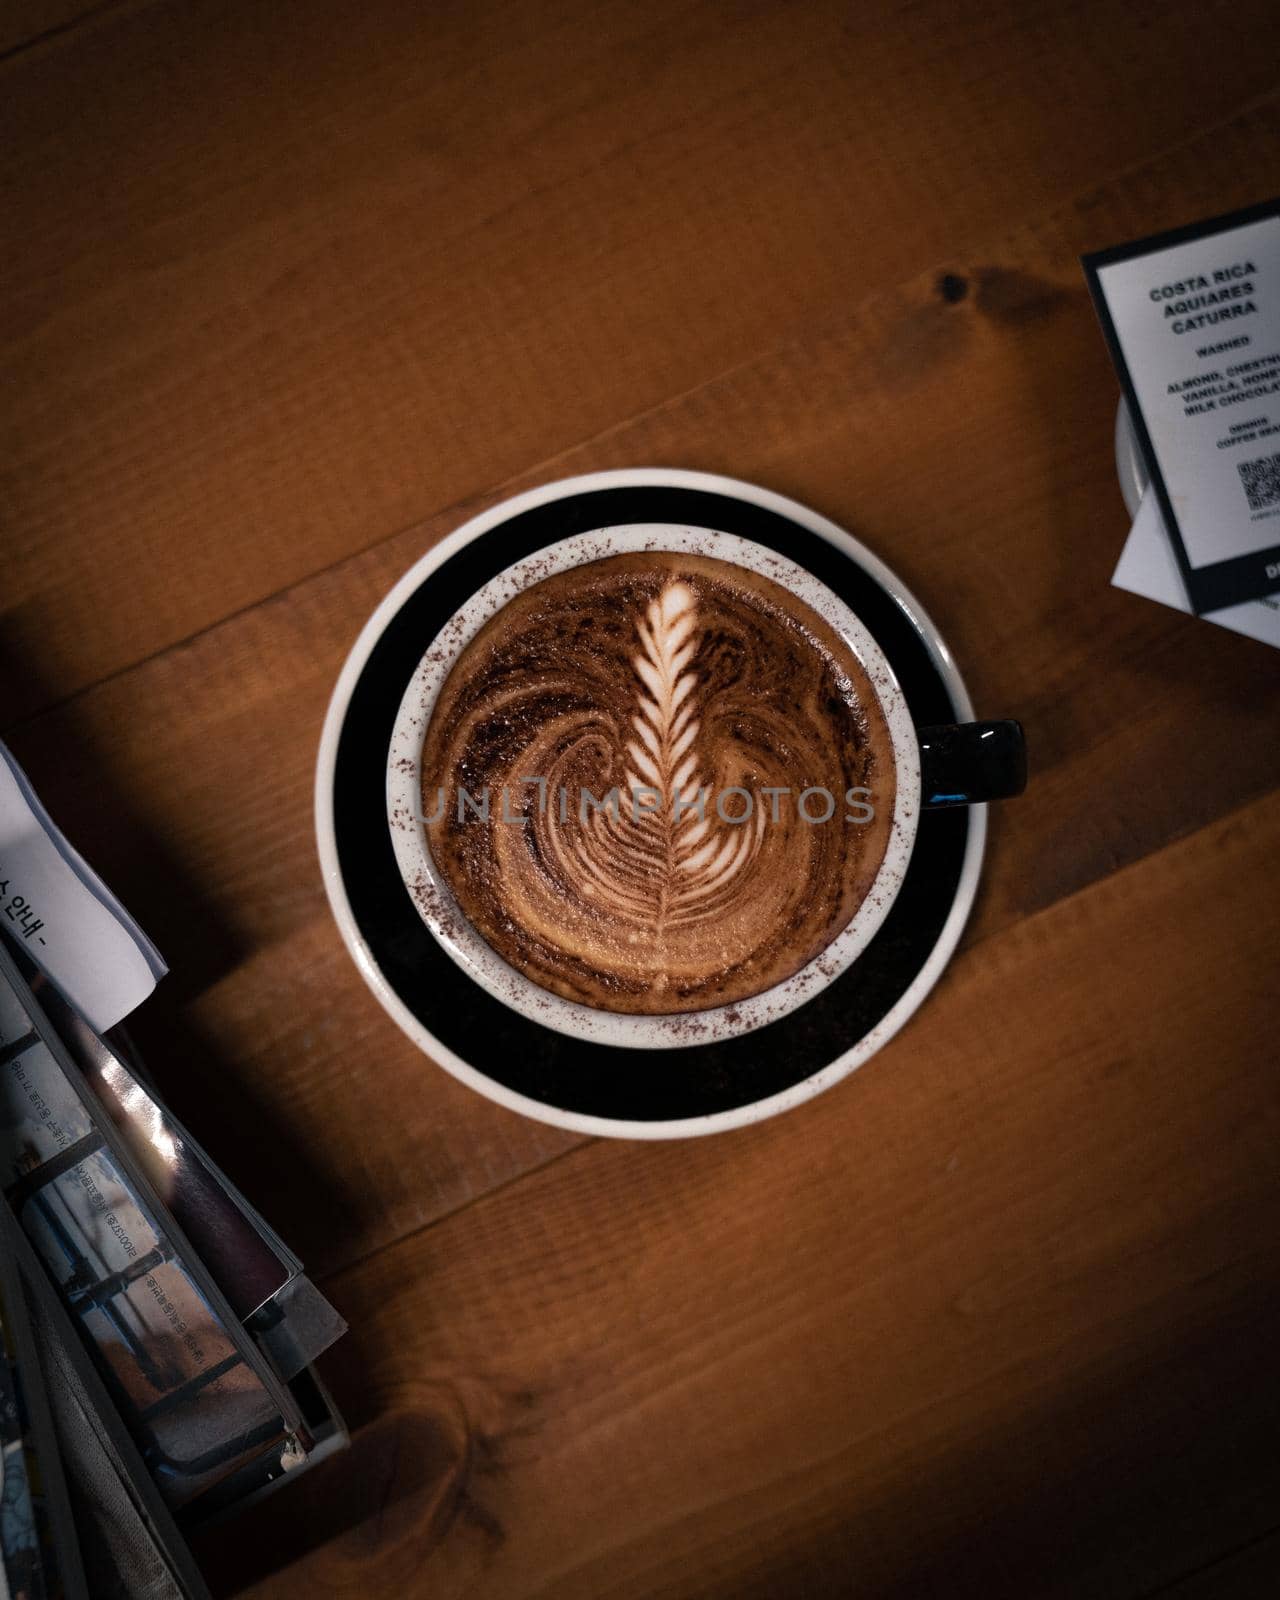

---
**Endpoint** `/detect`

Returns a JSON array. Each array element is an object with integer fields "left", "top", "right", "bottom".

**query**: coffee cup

[{"left": 386, "top": 524, "right": 1023, "bottom": 1049}]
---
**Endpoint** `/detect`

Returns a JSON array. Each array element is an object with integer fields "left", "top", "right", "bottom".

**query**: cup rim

[
  {"left": 315, "top": 467, "right": 986, "bottom": 1139},
  {"left": 385, "top": 525, "right": 922, "bottom": 1048}
]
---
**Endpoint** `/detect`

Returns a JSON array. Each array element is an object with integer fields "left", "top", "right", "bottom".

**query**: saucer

[
  {"left": 315, "top": 470, "right": 984, "bottom": 1139},
  {"left": 1115, "top": 398, "right": 1148, "bottom": 518}
]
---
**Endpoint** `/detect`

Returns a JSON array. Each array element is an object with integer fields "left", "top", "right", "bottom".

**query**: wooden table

[{"left": 4, "top": 3, "right": 1279, "bottom": 1595}]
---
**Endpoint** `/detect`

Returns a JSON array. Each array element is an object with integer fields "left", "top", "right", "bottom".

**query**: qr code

[{"left": 1237, "top": 451, "right": 1280, "bottom": 512}]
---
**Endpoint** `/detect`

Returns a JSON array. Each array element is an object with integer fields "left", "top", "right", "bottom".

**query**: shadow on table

[
  {"left": 185, "top": 1249, "right": 1280, "bottom": 1598},
  {"left": 723, "top": 1274, "right": 1280, "bottom": 1599},
  {"left": 189, "top": 1369, "right": 435, "bottom": 1595}
]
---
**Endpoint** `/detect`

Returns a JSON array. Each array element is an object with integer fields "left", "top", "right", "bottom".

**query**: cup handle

[{"left": 917, "top": 720, "right": 1026, "bottom": 809}]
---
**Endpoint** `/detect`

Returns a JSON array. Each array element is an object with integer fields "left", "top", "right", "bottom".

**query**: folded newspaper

[{"left": 0, "top": 740, "right": 346, "bottom": 1598}]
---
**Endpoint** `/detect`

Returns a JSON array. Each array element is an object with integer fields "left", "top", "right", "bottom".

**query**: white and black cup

[{"left": 317, "top": 470, "right": 1024, "bottom": 1137}]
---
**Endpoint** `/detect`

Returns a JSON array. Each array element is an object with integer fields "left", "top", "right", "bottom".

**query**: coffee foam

[{"left": 420, "top": 551, "right": 896, "bottom": 1015}]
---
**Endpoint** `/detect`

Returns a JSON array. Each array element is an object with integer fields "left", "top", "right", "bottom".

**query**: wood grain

[
  {"left": 4, "top": 94, "right": 1277, "bottom": 1279},
  {"left": 4, "top": 0, "right": 1280, "bottom": 717},
  {"left": 0, "top": 0, "right": 129, "bottom": 59},
  {"left": 1154, "top": 1533, "right": 1280, "bottom": 1599},
  {"left": 192, "top": 788, "right": 1280, "bottom": 1599},
  {"left": 4, "top": 3, "right": 1278, "bottom": 1594}
]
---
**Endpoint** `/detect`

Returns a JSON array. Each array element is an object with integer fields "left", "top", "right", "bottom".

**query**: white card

[
  {"left": 1113, "top": 484, "right": 1280, "bottom": 649},
  {"left": 0, "top": 742, "right": 166, "bottom": 1030},
  {"left": 1085, "top": 201, "right": 1280, "bottom": 613}
]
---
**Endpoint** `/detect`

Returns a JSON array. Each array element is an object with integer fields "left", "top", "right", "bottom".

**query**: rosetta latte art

[
  {"left": 420, "top": 551, "right": 897, "bottom": 1016},
  {"left": 575, "top": 580, "right": 767, "bottom": 934}
]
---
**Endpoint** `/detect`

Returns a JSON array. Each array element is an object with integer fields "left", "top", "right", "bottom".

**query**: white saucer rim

[{"left": 315, "top": 467, "right": 986, "bottom": 1140}]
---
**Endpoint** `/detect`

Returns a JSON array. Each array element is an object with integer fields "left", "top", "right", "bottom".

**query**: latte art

[
  {"left": 597, "top": 580, "right": 765, "bottom": 931},
  {"left": 420, "top": 551, "right": 896, "bottom": 1015}
]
